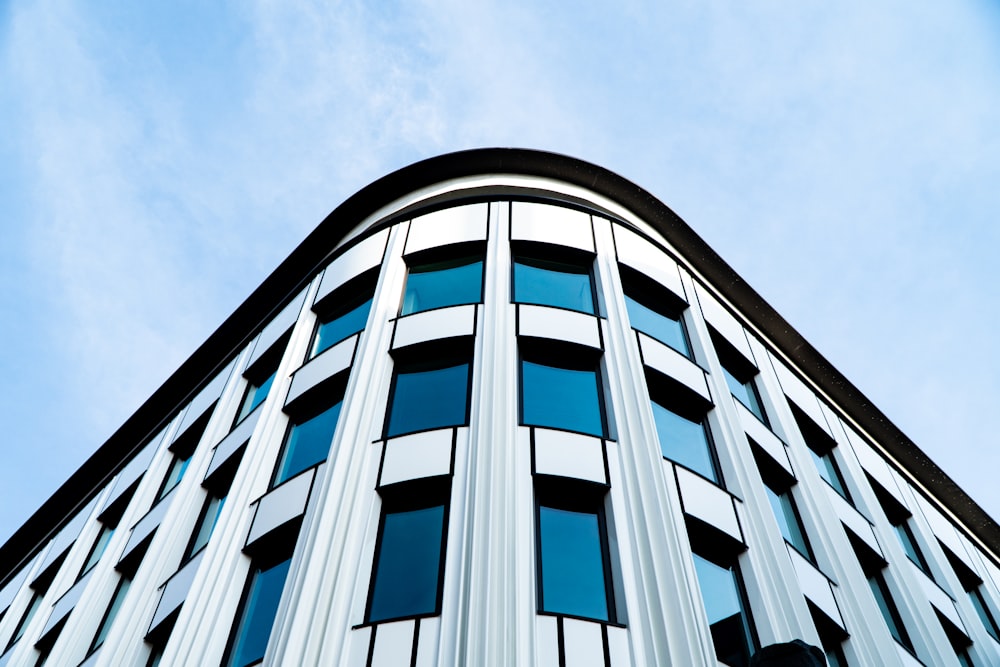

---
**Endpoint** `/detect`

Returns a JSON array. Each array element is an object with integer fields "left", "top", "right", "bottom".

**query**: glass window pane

[
  {"left": 893, "top": 522, "right": 930, "bottom": 575},
  {"left": 187, "top": 495, "right": 226, "bottom": 560},
  {"left": 765, "top": 486, "right": 812, "bottom": 560},
  {"left": 275, "top": 402, "right": 342, "bottom": 485},
  {"left": 91, "top": 577, "right": 131, "bottom": 652},
  {"left": 513, "top": 257, "right": 594, "bottom": 314},
  {"left": 624, "top": 293, "right": 690, "bottom": 357},
  {"left": 313, "top": 297, "right": 372, "bottom": 357},
  {"left": 226, "top": 558, "right": 292, "bottom": 667},
  {"left": 80, "top": 525, "right": 115, "bottom": 576},
  {"left": 368, "top": 505, "right": 445, "bottom": 622},
  {"left": 521, "top": 360, "right": 603, "bottom": 437},
  {"left": 8, "top": 592, "right": 41, "bottom": 647},
  {"left": 538, "top": 506, "right": 609, "bottom": 621},
  {"left": 401, "top": 257, "right": 483, "bottom": 315},
  {"left": 693, "top": 554, "right": 755, "bottom": 667},
  {"left": 651, "top": 401, "right": 716, "bottom": 481},
  {"left": 158, "top": 454, "right": 190, "bottom": 500},
  {"left": 970, "top": 588, "right": 1000, "bottom": 641},
  {"left": 810, "top": 449, "right": 851, "bottom": 500},
  {"left": 386, "top": 363, "right": 469, "bottom": 437},
  {"left": 236, "top": 370, "right": 276, "bottom": 424},
  {"left": 721, "top": 367, "right": 767, "bottom": 424},
  {"left": 868, "top": 573, "right": 911, "bottom": 649}
]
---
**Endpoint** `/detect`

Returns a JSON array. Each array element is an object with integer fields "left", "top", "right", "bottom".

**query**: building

[{"left": 0, "top": 148, "right": 998, "bottom": 667}]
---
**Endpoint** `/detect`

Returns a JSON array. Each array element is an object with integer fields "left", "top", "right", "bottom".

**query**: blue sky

[{"left": 2, "top": 0, "right": 1000, "bottom": 544}]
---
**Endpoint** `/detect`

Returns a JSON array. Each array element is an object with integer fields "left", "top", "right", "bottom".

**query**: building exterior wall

[{"left": 0, "top": 154, "right": 998, "bottom": 667}]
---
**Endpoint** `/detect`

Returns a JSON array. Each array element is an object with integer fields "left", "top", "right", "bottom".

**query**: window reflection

[
  {"left": 521, "top": 359, "right": 604, "bottom": 437},
  {"left": 651, "top": 400, "right": 717, "bottom": 482},
  {"left": 513, "top": 256, "right": 594, "bottom": 314},
  {"left": 224, "top": 557, "right": 292, "bottom": 667},
  {"left": 537, "top": 505, "right": 610, "bottom": 621},
  {"left": 313, "top": 296, "right": 372, "bottom": 357},
  {"left": 401, "top": 256, "right": 483, "bottom": 315},
  {"left": 274, "top": 401, "right": 342, "bottom": 485},
  {"left": 693, "top": 554, "right": 756, "bottom": 667},
  {"left": 386, "top": 361, "right": 470, "bottom": 438}
]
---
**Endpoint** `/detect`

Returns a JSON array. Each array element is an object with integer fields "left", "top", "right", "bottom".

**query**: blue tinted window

[
  {"left": 721, "top": 366, "right": 768, "bottom": 425},
  {"left": 810, "top": 448, "right": 851, "bottom": 502},
  {"left": 313, "top": 296, "right": 372, "bottom": 357},
  {"left": 764, "top": 485, "right": 812, "bottom": 561},
  {"left": 401, "top": 257, "right": 483, "bottom": 315},
  {"left": 225, "top": 557, "right": 292, "bottom": 667},
  {"left": 368, "top": 504, "right": 446, "bottom": 622},
  {"left": 275, "top": 401, "right": 342, "bottom": 485},
  {"left": 7, "top": 591, "right": 42, "bottom": 648},
  {"left": 693, "top": 554, "right": 755, "bottom": 667},
  {"left": 867, "top": 571, "right": 912, "bottom": 650},
  {"left": 386, "top": 362, "right": 469, "bottom": 437},
  {"left": 893, "top": 521, "right": 931, "bottom": 575},
  {"left": 186, "top": 495, "right": 226, "bottom": 560},
  {"left": 158, "top": 454, "right": 190, "bottom": 500},
  {"left": 624, "top": 292, "right": 690, "bottom": 357},
  {"left": 521, "top": 359, "right": 603, "bottom": 437},
  {"left": 970, "top": 587, "right": 1000, "bottom": 641},
  {"left": 90, "top": 577, "right": 131, "bottom": 652},
  {"left": 538, "top": 505, "right": 610, "bottom": 621},
  {"left": 236, "top": 370, "right": 276, "bottom": 424},
  {"left": 651, "top": 400, "right": 716, "bottom": 482},
  {"left": 513, "top": 256, "right": 594, "bottom": 314},
  {"left": 80, "top": 524, "right": 115, "bottom": 577}
]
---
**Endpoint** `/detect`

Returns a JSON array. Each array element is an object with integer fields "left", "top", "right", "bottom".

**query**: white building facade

[{"left": 1, "top": 149, "right": 998, "bottom": 667}]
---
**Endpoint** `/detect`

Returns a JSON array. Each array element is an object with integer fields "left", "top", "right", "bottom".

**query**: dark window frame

[
  {"left": 220, "top": 550, "right": 294, "bottom": 667},
  {"left": 646, "top": 370, "right": 720, "bottom": 485},
  {"left": 518, "top": 341, "right": 608, "bottom": 439},
  {"left": 710, "top": 329, "right": 769, "bottom": 427},
  {"left": 619, "top": 264, "right": 692, "bottom": 358},
  {"left": 398, "top": 243, "right": 486, "bottom": 317},
  {"left": 690, "top": 547, "right": 759, "bottom": 667},
  {"left": 382, "top": 347, "right": 473, "bottom": 440},
  {"left": 233, "top": 334, "right": 289, "bottom": 429},
  {"left": 309, "top": 270, "right": 379, "bottom": 359}
]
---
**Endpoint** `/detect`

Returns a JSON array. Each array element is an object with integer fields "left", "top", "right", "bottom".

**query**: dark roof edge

[{"left": 2, "top": 147, "right": 996, "bottom": 580}]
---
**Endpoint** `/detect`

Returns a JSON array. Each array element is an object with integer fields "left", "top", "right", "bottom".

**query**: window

[
  {"left": 938, "top": 611, "right": 975, "bottom": 667},
  {"left": 692, "top": 552, "right": 756, "bottom": 667},
  {"left": 312, "top": 290, "right": 373, "bottom": 358},
  {"left": 535, "top": 484, "right": 616, "bottom": 622},
  {"left": 366, "top": 484, "right": 449, "bottom": 623},
  {"left": 513, "top": 254, "right": 595, "bottom": 314},
  {"left": 274, "top": 399, "right": 342, "bottom": 486},
  {"left": 235, "top": 370, "right": 276, "bottom": 425},
  {"left": 156, "top": 453, "right": 191, "bottom": 501},
  {"left": 789, "top": 404, "right": 852, "bottom": 504},
  {"left": 711, "top": 330, "right": 768, "bottom": 426},
  {"left": 893, "top": 520, "right": 932, "bottom": 576},
  {"left": 78, "top": 524, "right": 115, "bottom": 578},
  {"left": 88, "top": 576, "right": 131, "bottom": 654},
  {"left": 401, "top": 254, "right": 483, "bottom": 315},
  {"left": 521, "top": 350, "right": 605, "bottom": 438},
  {"left": 385, "top": 358, "right": 470, "bottom": 438},
  {"left": 810, "top": 448, "right": 852, "bottom": 501},
  {"left": 809, "top": 602, "right": 850, "bottom": 667},
  {"left": 621, "top": 267, "right": 691, "bottom": 357},
  {"left": 183, "top": 493, "right": 226, "bottom": 561},
  {"left": 763, "top": 483, "right": 814, "bottom": 562},
  {"left": 870, "top": 571, "right": 912, "bottom": 649},
  {"left": 648, "top": 376, "right": 718, "bottom": 482},
  {"left": 223, "top": 556, "right": 292, "bottom": 667},
  {"left": 941, "top": 545, "right": 1000, "bottom": 643},
  {"left": 869, "top": 479, "right": 933, "bottom": 578}
]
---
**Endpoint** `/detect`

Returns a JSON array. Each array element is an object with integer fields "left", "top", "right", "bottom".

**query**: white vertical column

[{"left": 593, "top": 216, "right": 715, "bottom": 666}]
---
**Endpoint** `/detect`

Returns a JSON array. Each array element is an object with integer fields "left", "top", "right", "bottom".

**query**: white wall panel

[
  {"left": 40, "top": 569, "right": 92, "bottom": 637},
  {"left": 612, "top": 223, "right": 685, "bottom": 301},
  {"left": 533, "top": 428, "right": 606, "bottom": 485},
  {"left": 120, "top": 492, "right": 173, "bottom": 563},
  {"left": 35, "top": 496, "right": 98, "bottom": 580},
  {"left": 174, "top": 359, "right": 235, "bottom": 441},
  {"left": 370, "top": 619, "right": 415, "bottom": 667},
  {"left": 639, "top": 333, "right": 710, "bottom": 402},
  {"left": 912, "top": 560, "right": 964, "bottom": 630},
  {"left": 606, "top": 625, "right": 631, "bottom": 667},
  {"left": 101, "top": 436, "right": 161, "bottom": 515},
  {"left": 246, "top": 469, "right": 314, "bottom": 548},
  {"left": 535, "top": 615, "right": 560, "bottom": 667},
  {"left": 517, "top": 304, "right": 601, "bottom": 350},
  {"left": 404, "top": 203, "right": 488, "bottom": 255},
  {"left": 285, "top": 335, "right": 356, "bottom": 407},
  {"left": 247, "top": 289, "right": 307, "bottom": 370},
  {"left": 829, "top": 489, "right": 882, "bottom": 557},
  {"left": 148, "top": 551, "right": 204, "bottom": 633},
  {"left": 739, "top": 402, "right": 793, "bottom": 476},
  {"left": 346, "top": 627, "right": 372, "bottom": 667},
  {"left": 206, "top": 406, "right": 262, "bottom": 480},
  {"left": 414, "top": 616, "right": 440, "bottom": 667},
  {"left": 511, "top": 202, "right": 595, "bottom": 254},
  {"left": 788, "top": 547, "right": 843, "bottom": 630},
  {"left": 316, "top": 227, "right": 390, "bottom": 304},
  {"left": 695, "top": 286, "right": 754, "bottom": 364},
  {"left": 392, "top": 304, "right": 477, "bottom": 350},
  {"left": 563, "top": 617, "right": 606, "bottom": 667},
  {"left": 380, "top": 429, "right": 454, "bottom": 487},
  {"left": 0, "top": 557, "right": 34, "bottom": 613},
  {"left": 674, "top": 465, "right": 742, "bottom": 542},
  {"left": 844, "top": 425, "right": 907, "bottom": 510},
  {"left": 771, "top": 357, "right": 832, "bottom": 438}
]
